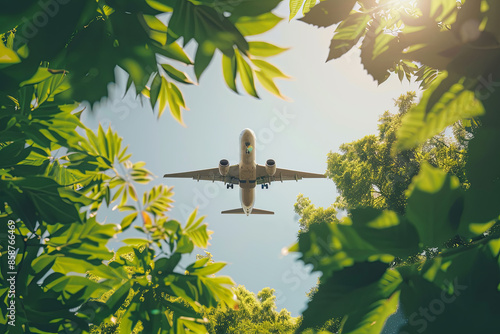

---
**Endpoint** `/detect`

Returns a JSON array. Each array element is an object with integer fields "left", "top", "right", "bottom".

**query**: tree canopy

[{"left": 201, "top": 285, "right": 298, "bottom": 334}]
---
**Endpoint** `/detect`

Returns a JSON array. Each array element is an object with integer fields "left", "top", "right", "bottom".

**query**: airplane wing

[
  {"left": 255, "top": 165, "right": 325, "bottom": 184},
  {"left": 164, "top": 165, "right": 240, "bottom": 184}
]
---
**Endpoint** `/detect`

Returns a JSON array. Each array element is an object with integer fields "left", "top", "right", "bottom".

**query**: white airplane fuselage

[{"left": 239, "top": 129, "right": 257, "bottom": 215}]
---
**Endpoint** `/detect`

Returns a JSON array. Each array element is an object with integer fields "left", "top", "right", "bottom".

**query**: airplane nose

[
  {"left": 240, "top": 128, "right": 251, "bottom": 136},
  {"left": 240, "top": 128, "right": 255, "bottom": 138}
]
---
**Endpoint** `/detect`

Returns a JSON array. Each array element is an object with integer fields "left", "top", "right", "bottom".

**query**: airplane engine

[
  {"left": 219, "top": 159, "right": 230, "bottom": 176},
  {"left": 265, "top": 159, "right": 276, "bottom": 176}
]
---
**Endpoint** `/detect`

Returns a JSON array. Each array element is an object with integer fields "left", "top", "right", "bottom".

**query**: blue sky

[{"left": 82, "top": 2, "right": 420, "bottom": 317}]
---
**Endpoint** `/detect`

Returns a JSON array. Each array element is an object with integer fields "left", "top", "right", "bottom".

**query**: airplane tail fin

[{"left": 221, "top": 208, "right": 274, "bottom": 215}]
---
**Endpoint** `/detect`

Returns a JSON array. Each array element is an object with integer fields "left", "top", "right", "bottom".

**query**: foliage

[
  {"left": 325, "top": 92, "right": 469, "bottom": 216},
  {"left": 295, "top": 194, "right": 340, "bottom": 233},
  {"left": 290, "top": 1, "right": 500, "bottom": 333},
  {"left": 0, "top": 1, "right": 295, "bottom": 332},
  {"left": 290, "top": 164, "right": 500, "bottom": 333},
  {"left": 0, "top": 0, "right": 289, "bottom": 125},
  {"left": 293, "top": 0, "right": 496, "bottom": 150},
  {"left": 0, "top": 29, "right": 238, "bottom": 334},
  {"left": 201, "top": 285, "right": 299, "bottom": 334}
]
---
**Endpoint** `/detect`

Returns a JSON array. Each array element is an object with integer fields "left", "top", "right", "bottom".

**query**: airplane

[{"left": 163, "top": 128, "right": 325, "bottom": 215}]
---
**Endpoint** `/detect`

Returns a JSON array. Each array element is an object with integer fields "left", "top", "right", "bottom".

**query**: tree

[
  {"left": 201, "top": 285, "right": 299, "bottom": 334},
  {"left": 289, "top": 0, "right": 500, "bottom": 333},
  {"left": 0, "top": 1, "right": 290, "bottom": 333},
  {"left": 294, "top": 194, "right": 339, "bottom": 233},
  {"left": 297, "top": 91, "right": 469, "bottom": 233},
  {"left": 326, "top": 92, "right": 468, "bottom": 216}
]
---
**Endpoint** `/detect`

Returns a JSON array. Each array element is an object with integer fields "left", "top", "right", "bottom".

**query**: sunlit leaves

[
  {"left": 157, "top": 76, "right": 188, "bottom": 123},
  {"left": 227, "top": 0, "right": 282, "bottom": 19},
  {"left": 1, "top": 5, "right": 251, "bottom": 334},
  {"left": 234, "top": 12, "right": 282, "bottom": 36},
  {"left": 328, "top": 11, "right": 370, "bottom": 61},
  {"left": 360, "top": 13, "right": 403, "bottom": 84},
  {"left": 395, "top": 72, "right": 484, "bottom": 151},
  {"left": 405, "top": 163, "right": 463, "bottom": 248},
  {"left": 20, "top": 67, "right": 53, "bottom": 87},
  {"left": 298, "top": 262, "right": 401, "bottom": 332},
  {"left": 248, "top": 41, "right": 289, "bottom": 57},
  {"left": 236, "top": 50, "right": 259, "bottom": 98},
  {"left": 184, "top": 209, "right": 212, "bottom": 249},
  {"left": 0, "top": 0, "right": 289, "bottom": 125},
  {"left": 221, "top": 48, "right": 289, "bottom": 99},
  {"left": 222, "top": 54, "right": 238, "bottom": 93},
  {"left": 194, "top": 41, "right": 216, "bottom": 81},
  {"left": 5, "top": 176, "right": 83, "bottom": 230},
  {"left": 251, "top": 59, "right": 290, "bottom": 79},
  {"left": 300, "top": 0, "right": 356, "bottom": 27},
  {"left": 46, "top": 217, "right": 116, "bottom": 263},
  {"left": 142, "top": 184, "right": 174, "bottom": 218},
  {"left": 290, "top": 209, "right": 419, "bottom": 277},
  {"left": 0, "top": 39, "right": 20, "bottom": 68},
  {"left": 152, "top": 41, "right": 193, "bottom": 65},
  {"left": 168, "top": 0, "right": 248, "bottom": 55},
  {"left": 161, "top": 63, "right": 195, "bottom": 84},
  {"left": 289, "top": 0, "right": 305, "bottom": 20}
]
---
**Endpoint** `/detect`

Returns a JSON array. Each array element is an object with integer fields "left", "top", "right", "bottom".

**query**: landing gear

[
  {"left": 226, "top": 184, "right": 234, "bottom": 189},
  {"left": 261, "top": 184, "right": 269, "bottom": 189}
]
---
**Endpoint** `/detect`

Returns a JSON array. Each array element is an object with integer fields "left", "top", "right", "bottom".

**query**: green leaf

[
  {"left": 248, "top": 41, "right": 289, "bottom": 57},
  {"left": 121, "top": 212, "right": 138, "bottom": 231},
  {"left": 158, "top": 77, "right": 169, "bottom": 118},
  {"left": 303, "top": 0, "right": 317, "bottom": 15},
  {"left": 104, "top": 281, "right": 132, "bottom": 318},
  {"left": 166, "top": 81, "right": 187, "bottom": 124},
  {"left": 0, "top": 39, "right": 21, "bottom": 68},
  {"left": 176, "top": 234, "right": 194, "bottom": 254},
  {"left": 255, "top": 70, "right": 287, "bottom": 100},
  {"left": 342, "top": 290, "right": 400, "bottom": 333},
  {"left": 460, "top": 121, "right": 500, "bottom": 228},
  {"left": 234, "top": 12, "right": 282, "bottom": 36},
  {"left": 8, "top": 176, "right": 81, "bottom": 226},
  {"left": 153, "top": 41, "right": 193, "bottom": 64},
  {"left": 228, "top": 0, "right": 282, "bottom": 19},
  {"left": 298, "top": 262, "right": 401, "bottom": 332},
  {"left": 299, "top": 0, "right": 356, "bottom": 27},
  {"left": 189, "top": 262, "right": 226, "bottom": 276},
  {"left": 20, "top": 67, "right": 53, "bottom": 86},
  {"left": 168, "top": 0, "right": 248, "bottom": 54},
  {"left": 222, "top": 54, "right": 238, "bottom": 93},
  {"left": 406, "top": 163, "right": 463, "bottom": 248},
  {"left": 328, "top": 11, "right": 370, "bottom": 61},
  {"left": 146, "top": 0, "right": 174, "bottom": 12},
  {"left": 399, "top": 247, "right": 500, "bottom": 334},
  {"left": 350, "top": 208, "right": 420, "bottom": 257},
  {"left": 289, "top": 0, "right": 305, "bottom": 20},
  {"left": 235, "top": 51, "right": 259, "bottom": 98},
  {"left": 123, "top": 238, "right": 151, "bottom": 247},
  {"left": 194, "top": 42, "right": 216, "bottom": 80},
  {"left": 251, "top": 59, "right": 289, "bottom": 79},
  {"left": 395, "top": 72, "right": 484, "bottom": 151},
  {"left": 161, "top": 63, "right": 195, "bottom": 84},
  {"left": 292, "top": 212, "right": 418, "bottom": 277}
]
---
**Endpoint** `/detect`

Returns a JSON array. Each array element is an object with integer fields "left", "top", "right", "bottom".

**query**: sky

[{"left": 82, "top": 2, "right": 420, "bottom": 317}]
